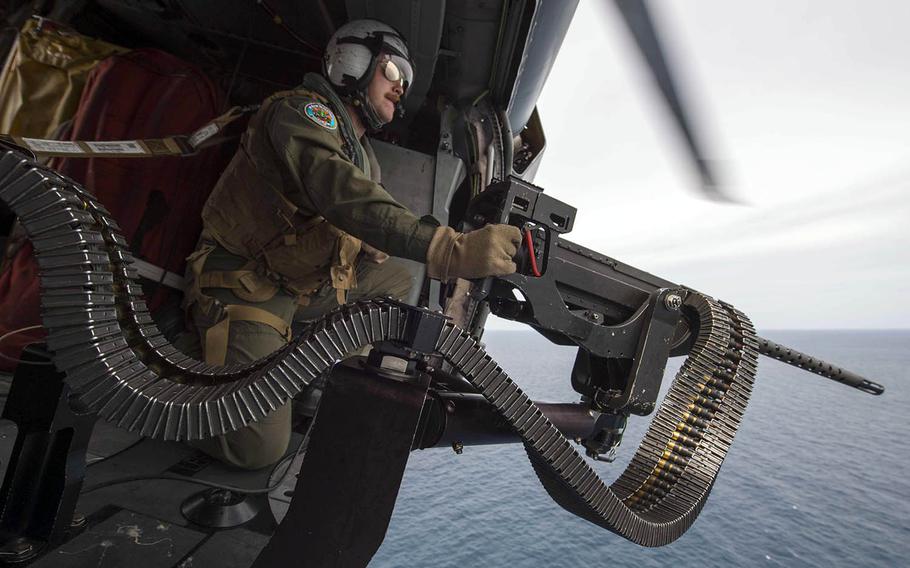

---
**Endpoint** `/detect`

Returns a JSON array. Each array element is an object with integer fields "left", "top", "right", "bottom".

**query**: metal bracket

[
  {"left": 593, "top": 289, "right": 683, "bottom": 415},
  {"left": 427, "top": 105, "right": 465, "bottom": 311},
  {"left": 0, "top": 346, "right": 96, "bottom": 560}
]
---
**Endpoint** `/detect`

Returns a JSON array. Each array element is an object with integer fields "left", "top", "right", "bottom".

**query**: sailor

[{"left": 183, "top": 19, "right": 521, "bottom": 469}]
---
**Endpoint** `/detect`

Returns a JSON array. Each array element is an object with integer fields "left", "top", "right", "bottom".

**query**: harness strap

[
  {"left": 331, "top": 233, "right": 362, "bottom": 304},
  {"left": 204, "top": 304, "right": 292, "bottom": 366},
  {"left": 196, "top": 269, "right": 256, "bottom": 290},
  {"left": 187, "top": 240, "right": 292, "bottom": 365},
  {"left": 1, "top": 104, "right": 256, "bottom": 158}
]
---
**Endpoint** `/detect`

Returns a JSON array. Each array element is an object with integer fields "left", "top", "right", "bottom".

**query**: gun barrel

[{"left": 757, "top": 337, "right": 884, "bottom": 395}]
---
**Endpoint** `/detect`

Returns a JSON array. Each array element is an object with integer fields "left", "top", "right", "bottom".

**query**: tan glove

[{"left": 426, "top": 224, "right": 522, "bottom": 282}]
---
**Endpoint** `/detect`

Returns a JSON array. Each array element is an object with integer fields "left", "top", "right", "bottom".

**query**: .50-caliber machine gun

[
  {"left": 476, "top": 175, "right": 884, "bottom": 415},
  {"left": 422, "top": 176, "right": 885, "bottom": 540},
  {"left": 0, "top": 152, "right": 884, "bottom": 566}
]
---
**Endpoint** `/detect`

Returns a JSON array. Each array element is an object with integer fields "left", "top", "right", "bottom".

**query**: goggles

[{"left": 380, "top": 55, "right": 413, "bottom": 93}]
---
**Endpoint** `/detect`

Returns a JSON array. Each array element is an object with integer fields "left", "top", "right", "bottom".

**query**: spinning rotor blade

[{"left": 612, "top": 0, "right": 730, "bottom": 202}]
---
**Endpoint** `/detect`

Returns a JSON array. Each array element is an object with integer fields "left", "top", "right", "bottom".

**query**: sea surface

[{"left": 372, "top": 330, "right": 910, "bottom": 567}]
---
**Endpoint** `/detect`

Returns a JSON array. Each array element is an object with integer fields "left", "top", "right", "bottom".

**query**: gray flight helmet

[{"left": 323, "top": 19, "right": 414, "bottom": 131}]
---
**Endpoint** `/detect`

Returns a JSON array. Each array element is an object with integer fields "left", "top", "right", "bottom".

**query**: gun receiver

[{"left": 468, "top": 177, "right": 883, "bottom": 422}]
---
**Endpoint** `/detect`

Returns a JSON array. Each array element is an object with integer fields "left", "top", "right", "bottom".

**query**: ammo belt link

[{"left": 0, "top": 149, "right": 759, "bottom": 546}]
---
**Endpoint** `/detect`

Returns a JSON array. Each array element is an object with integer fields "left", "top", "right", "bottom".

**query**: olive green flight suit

[{"left": 184, "top": 73, "right": 435, "bottom": 469}]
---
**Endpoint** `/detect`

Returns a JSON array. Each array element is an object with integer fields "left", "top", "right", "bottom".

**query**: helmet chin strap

[{"left": 353, "top": 92, "right": 393, "bottom": 132}]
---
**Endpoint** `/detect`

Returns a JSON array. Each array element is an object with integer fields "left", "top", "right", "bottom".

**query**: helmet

[{"left": 323, "top": 19, "right": 414, "bottom": 130}]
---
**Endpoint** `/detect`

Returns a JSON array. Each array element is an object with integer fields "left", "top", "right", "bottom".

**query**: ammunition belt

[
  {"left": 434, "top": 298, "right": 758, "bottom": 546},
  {"left": 0, "top": 149, "right": 759, "bottom": 546}
]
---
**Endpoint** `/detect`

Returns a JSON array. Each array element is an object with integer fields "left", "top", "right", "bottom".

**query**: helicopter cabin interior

[{"left": 0, "top": 1, "right": 571, "bottom": 566}]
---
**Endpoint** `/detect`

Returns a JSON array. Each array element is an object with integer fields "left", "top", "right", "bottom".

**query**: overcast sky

[{"left": 489, "top": 0, "right": 910, "bottom": 330}]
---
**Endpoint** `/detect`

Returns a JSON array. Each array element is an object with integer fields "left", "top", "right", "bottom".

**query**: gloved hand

[{"left": 426, "top": 224, "right": 522, "bottom": 282}]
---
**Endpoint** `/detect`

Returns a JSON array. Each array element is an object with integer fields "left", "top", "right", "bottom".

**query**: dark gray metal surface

[
  {"left": 371, "top": 108, "right": 465, "bottom": 309},
  {"left": 371, "top": 139, "right": 436, "bottom": 216},
  {"left": 30, "top": 509, "right": 204, "bottom": 568},
  {"left": 185, "top": 531, "right": 271, "bottom": 568}
]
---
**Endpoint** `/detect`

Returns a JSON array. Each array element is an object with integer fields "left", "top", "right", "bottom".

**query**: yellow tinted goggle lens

[
  {"left": 382, "top": 56, "right": 413, "bottom": 89},
  {"left": 383, "top": 60, "right": 401, "bottom": 83}
]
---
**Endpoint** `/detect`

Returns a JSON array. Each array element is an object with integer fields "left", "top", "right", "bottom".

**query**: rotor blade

[{"left": 612, "top": 0, "right": 730, "bottom": 201}]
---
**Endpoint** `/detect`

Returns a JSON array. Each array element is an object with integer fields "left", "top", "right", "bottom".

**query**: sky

[{"left": 489, "top": 0, "right": 910, "bottom": 330}]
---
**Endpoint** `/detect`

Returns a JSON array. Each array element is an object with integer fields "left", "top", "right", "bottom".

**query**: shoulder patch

[{"left": 304, "top": 102, "right": 338, "bottom": 130}]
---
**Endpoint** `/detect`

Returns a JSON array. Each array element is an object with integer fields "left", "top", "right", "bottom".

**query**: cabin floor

[{"left": 0, "top": 372, "right": 310, "bottom": 568}]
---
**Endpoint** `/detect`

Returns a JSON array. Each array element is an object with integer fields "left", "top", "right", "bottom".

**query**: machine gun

[
  {"left": 414, "top": 176, "right": 885, "bottom": 448},
  {"left": 0, "top": 152, "right": 885, "bottom": 566},
  {"left": 474, "top": 176, "right": 884, "bottom": 419}
]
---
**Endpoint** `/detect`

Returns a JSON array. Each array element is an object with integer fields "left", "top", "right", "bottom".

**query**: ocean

[{"left": 373, "top": 330, "right": 910, "bottom": 567}]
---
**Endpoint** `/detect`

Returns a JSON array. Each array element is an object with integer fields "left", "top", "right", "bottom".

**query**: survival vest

[{"left": 198, "top": 76, "right": 380, "bottom": 304}]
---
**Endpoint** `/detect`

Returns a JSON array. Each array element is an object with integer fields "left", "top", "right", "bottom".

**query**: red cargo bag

[{"left": 0, "top": 48, "right": 233, "bottom": 370}]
